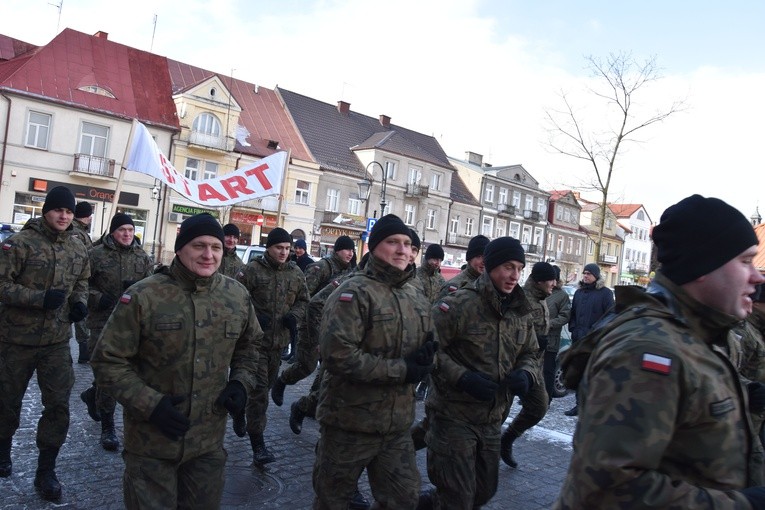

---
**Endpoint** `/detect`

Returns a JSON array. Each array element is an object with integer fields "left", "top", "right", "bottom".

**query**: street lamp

[
  {"left": 150, "top": 183, "right": 162, "bottom": 262},
  {"left": 357, "top": 160, "right": 388, "bottom": 253}
]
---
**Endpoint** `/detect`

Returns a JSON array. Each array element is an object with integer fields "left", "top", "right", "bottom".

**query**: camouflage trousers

[
  {"left": 426, "top": 416, "right": 501, "bottom": 510},
  {"left": 0, "top": 341, "right": 74, "bottom": 450},
  {"left": 313, "top": 424, "right": 420, "bottom": 510},
  {"left": 88, "top": 326, "right": 116, "bottom": 415},
  {"left": 505, "top": 374, "right": 549, "bottom": 437},
  {"left": 281, "top": 326, "right": 320, "bottom": 385},
  {"left": 122, "top": 448, "right": 227, "bottom": 509},
  {"left": 245, "top": 348, "right": 281, "bottom": 435},
  {"left": 296, "top": 363, "right": 324, "bottom": 417}
]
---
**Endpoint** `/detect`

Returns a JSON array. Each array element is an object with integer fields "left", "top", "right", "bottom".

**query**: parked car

[
  {"left": 551, "top": 325, "right": 572, "bottom": 398},
  {"left": 0, "top": 224, "right": 17, "bottom": 243},
  {"left": 561, "top": 284, "right": 577, "bottom": 302},
  {"left": 236, "top": 245, "right": 266, "bottom": 264}
]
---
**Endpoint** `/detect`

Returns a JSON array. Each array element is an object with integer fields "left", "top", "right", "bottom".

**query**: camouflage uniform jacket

[
  {"left": 71, "top": 218, "right": 93, "bottom": 249},
  {"left": 218, "top": 247, "right": 244, "bottom": 279},
  {"left": 236, "top": 252, "right": 308, "bottom": 350},
  {"left": 555, "top": 272, "right": 764, "bottom": 510},
  {"left": 304, "top": 253, "right": 351, "bottom": 296},
  {"left": 438, "top": 265, "right": 480, "bottom": 299},
  {"left": 306, "top": 270, "right": 358, "bottom": 350},
  {"left": 317, "top": 253, "right": 432, "bottom": 435},
  {"left": 522, "top": 278, "right": 550, "bottom": 338},
  {"left": 0, "top": 217, "right": 90, "bottom": 346},
  {"left": 736, "top": 307, "right": 765, "bottom": 437},
  {"left": 428, "top": 271, "right": 539, "bottom": 425},
  {"left": 416, "top": 263, "right": 446, "bottom": 304},
  {"left": 87, "top": 234, "right": 152, "bottom": 334},
  {"left": 545, "top": 285, "right": 571, "bottom": 352},
  {"left": 91, "top": 258, "right": 263, "bottom": 460}
]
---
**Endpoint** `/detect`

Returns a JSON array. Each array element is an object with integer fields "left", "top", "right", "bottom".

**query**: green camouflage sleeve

[
  {"left": 304, "top": 260, "right": 328, "bottom": 295},
  {"left": 228, "top": 299, "right": 264, "bottom": 392},
  {"left": 0, "top": 239, "right": 45, "bottom": 308},
  {"left": 288, "top": 271, "right": 309, "bottom": 323}
]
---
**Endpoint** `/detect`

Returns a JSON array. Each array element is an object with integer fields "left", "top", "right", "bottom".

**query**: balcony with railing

[
  {"left": 72, "top": 153, "right": 116, "bottom": 178},
  {"left": 523, "top": 209, "right": 541, "bottom": 221},
  {"left": 600, "top": 254, "right": 619, "bottom": 265},
  {"left": 188, "top": 130, "right": 234, "bottom": 151},
  {"left": 497, "top": 203, "right": 517, "bottom": 217},
  {"left": 627, "top": 261, "right": 650, "bottom": 273},
  {"left": 522, "top": 243, "right": 540, "bottom": 254},
  {"left": 405, "top": 183, "right": 429, "bottom": 198},
  {"left": 446, "top": 232, "right": 473, "bottom": 247}
]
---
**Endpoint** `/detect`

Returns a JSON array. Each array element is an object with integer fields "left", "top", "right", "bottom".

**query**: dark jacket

[{"left": 568, "top": 277, "right": 614, "bottom": 342}]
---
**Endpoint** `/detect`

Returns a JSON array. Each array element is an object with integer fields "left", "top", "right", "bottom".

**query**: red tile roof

[
  {"left": 0, "top": 28, "right": 179, "bottom": 130},
  {"left": 608, "top": 203, "right": 643, "bottom": 218}
]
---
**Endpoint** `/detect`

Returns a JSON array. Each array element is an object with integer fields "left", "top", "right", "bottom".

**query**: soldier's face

[
  {"left": 224, "top": 235, "right": 238, "bottom": 250},
  {"left": 176, "top": 235, "right": 223, "bottom": 277},
  {"left": 295, "top": 247, "right": 306, "bottom": 257},
  {"left": 489, "top": 260, "right": 524, "bottom": 294},
  {"left": 410, "top": 247, "right": 419, "bottom": 264},
  {"left": 468, "top": 255, "right": 485, "bottom": 274},
  {"left": 336, "top": 249, "right": 354, "bottom": 264},
  {"left": 373, "top": 234, "right": 412, "bottom": 271},
  {"left": 689, "top": 245, "right": 764, "bottom": 320},
  {"left": 427, "top": 258, "right": 442, "bottom": 270},
  {"left": 112, "top": 224, "right": 135, "bottom": 247},
  {"left": 268, "top": 242, "right": 291, "bottom": 264},
  {"left": 44, "top": 208, "right": 74, "bottom": 232},
  {"left": 536, "top": 279, "right": 556, "bottom": 296}
]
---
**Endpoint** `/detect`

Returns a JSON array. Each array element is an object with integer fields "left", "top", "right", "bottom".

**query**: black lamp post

[
  {"left": 150, "top": 183, "right": 162, "bottom": 262},
  {"left": 357, "top": 160, "right": 388, "bottom": 253}
]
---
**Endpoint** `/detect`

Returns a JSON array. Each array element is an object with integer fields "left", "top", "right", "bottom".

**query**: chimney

[
  {"left": 466, "top": 151, "right": 483, "bottom": 166},
  {"left": 379, "top": 114, "right": 391, "bottom": 128},
  {"left": 94, "top": 31, "right": 109, "bottom": 39},
  {"left": 337, "top": 100, "right": 350, "bottom": 115}
]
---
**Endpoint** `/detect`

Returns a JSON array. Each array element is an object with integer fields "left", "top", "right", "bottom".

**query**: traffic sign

[{"left": 366, "top": 217, "right": 377, "bottom": 232}]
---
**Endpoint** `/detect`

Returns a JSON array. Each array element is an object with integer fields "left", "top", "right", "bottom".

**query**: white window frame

[
  {"left": 427, "top": 209, "right": 437, "bottom": 230},
  {"left": 496, "top": 219, "right": 506, "bottom": 238},
  {"left": 498, "top": 188, "right": 508, "bottom": 205},
  {"left": 509, "top": 222, "right": 521, "bottom": 239},
  {"left": 408, "top": 166, "right": 422, "bottom": 185},
  {"left": 431, "top": 172, "right": 443, "bottom": 191},
  {"left": 525, "top": 194, "right": 533, "bottom": 212},
  {"left": 326, "top": 188, "right": 340, "bottom": 212},
  {"left": 405, "top": 204, "right": 416, "bottom": 225},
  {"left": 79, "top": 121, "right": 109, "bottom": 157},
  {"left": 512, "top": 191, "right": 521, "bottom": 208},
  {"left": 185, "top": 158, "right": 200, "bottom": 180},
  {"left": 295, "top": 180, "right": 310, "bottom": 205},
  {"left": 576, "top": 239, "right": 583, "bottom": 255},
  {"left": 484, "top": 184, "right": 494, "bottom": 203},
  {"left": 537, "top": 198, "right": 546, "bottom": 214},
  {"left": 203, "top": 161, "right": 217, "bottom": 180},
  {"left": 192, "top": 112, "right": 221, "bottom": 136},
  {"left": 547, "top": 232, "right": 554, "bottom": 251},
  {"left": 482, "top": 215, "right": 494, "bottom": 236},
  {"left": 522, "top": 225, "right": 532, "bottom": 244},
  {"left": 557, "top": 235, "right": 564, "bottom": 252},
  {"left": 26, "top": 111, "right": 51, "bottom": 150},
  {"left": 534, "top": 227, "right": 543, "bottom": 248},
  {"left": 385, "top": 160, "right": 397, "bottom": 180},
  {"left": 348, "top": 197, "right": 361, "bottom": 216},
  {"left": 450, "top": 215, "right": 459, "bottom": 234},
  {"left": 465, "top": 217, "right": 474, "bottom": 236}
]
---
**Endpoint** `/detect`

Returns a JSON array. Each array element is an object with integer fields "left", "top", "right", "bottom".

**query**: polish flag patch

[
  {"left": 2, "top": 243, "right": 12, "bottom": 251},
  {"left": 641, "top": 353, "right": 672, "bottom": 375},
  {"left": 448, "top": 285, "right": 458, "bottom": 293},
  {"left": 119, "top": 293, "right": 132, "bottom": 304},
  {"left": 339, "top": 292, "right": 354, "bottom": 302},
  {"left": 438, "top": 302, "right": 450, "bottom": 312},
  {"left": 332, "top": 280, "right": 341, "bottom": 288}
]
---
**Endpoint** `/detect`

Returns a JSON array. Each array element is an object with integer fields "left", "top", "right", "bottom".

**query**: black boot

[
  {"left": 232, "top": 411, "right": 247, "bottom": 438},
  {"left": 289, "top": 401, "right": 305, "bottom": 435},
  {"left": 564, "top": 405, "right": 578, "bottom": 417},
  {"left": 410, "top": 419, "right": 427, "bottom": 451},
  {"left": 349, "top": 487, "right": 370, "bottom": 510},
  {"left": 100, "top": 413, "right": 120, "bottom": 451},
  {"left": 249, "top": 433, "right": 275, "bottom": 465},
  {"left": 80, "top": 385, "right": 101, "bottom": 422},
  {"left": 0, "top": 437, "right": 11, "bottom": 477},
  {"left": 77, "top": 341, "right": 90, "bottom": 363},
  {"left": 500, "top": 428, "right": 520, "bottom": 468},
  {"left": 34, "top": 448, "right": 62, "bottom": 501},
  {"left": 271, "top": 375, "right": 286, "bottom": 407}
]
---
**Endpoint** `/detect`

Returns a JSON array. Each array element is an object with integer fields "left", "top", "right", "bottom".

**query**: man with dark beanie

[
  {"left": 438, "top": 234, "right": 489, "bottom": 298},
  {"left": 236, "top": 227, "right": 308, "bottom": 465},
  {"left": 555, "top": 195, "right": 765, "bottom": 509},
  {"left": 313, "top": 214, "right": 435, "bottom": 509},
  {"left": 418, "top": 243, "right": 446, "bottom": 304},
  {"left": 80, "top": 213, "right": 152, "bottom": 452},
  {"left": 91, "top": 213, "right": 262, "bottom": 508},
  {"left": 219, "top": 223, "right": 244, "bottom": 278},
  {"left": 0, "top": 185, "right": 90, "bottom": 501},
  {"left": 72, "top": 201, "right": 94, "bottom": 362},
  {"left": 291, "top": 238, "right": 313, "bottom": 272},
  {"left": 421, "top": 237, "right": 538, "bottom": 509}
]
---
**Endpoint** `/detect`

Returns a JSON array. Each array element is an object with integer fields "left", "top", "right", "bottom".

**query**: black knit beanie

[
  {"left": 334, "top": 235, "right": 355, "bottom": 252},
  {"left": 653, "top": 195, "right": 758, "bottom": 285},
  {"left": 175, "top": 213, "right": 224, "bottom": 252},
  {"left": 266, "top": 227, "right": 292, "bottom": 247},
  {"left": 483, "top": 237, "right": 525, "bottom": 273},
  {"left": 583, "top": 263, "right": 601, "bottom": 280},
  {"left": 223, "top": 223, "right": 240, "bottom": 238},
  {"left": 109, "top": 213, "right": 134, "bottom": 234},
  {"left": 75, "top": 201, "right": 93, "bottom": 219},
  {"left": 552, "top": 265, "right": 561, "bottom": 282},
  {"left": 368, "top": 214, "right": 410, "bottom": 252},
  {"left": 531, "top": 261, "right": 557, "bottom": 282},
  {"left": 425, "top": 244, "right": 445, "bottom": 261},
  {"left": 466, "top": 235, "right": 490, "bottom": 260},
  {"left": 42, "top": 186, "right": 76, "bottom": 214},
  {"left": 409, "top": 228, "right": 421, "bottom": 250}
]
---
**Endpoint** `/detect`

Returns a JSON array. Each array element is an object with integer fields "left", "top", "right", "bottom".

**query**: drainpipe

[{"left": 0, "top": 92, "right": 13, "bottom": 196}]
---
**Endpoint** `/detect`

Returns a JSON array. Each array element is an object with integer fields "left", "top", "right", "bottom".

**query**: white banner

[{"left": 124, "top": 120, "right": 287, "bottom": 206}]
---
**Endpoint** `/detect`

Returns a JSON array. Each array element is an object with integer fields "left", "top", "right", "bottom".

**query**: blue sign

[{"left": 366, "top": 218, "right": 377, "bottom": 232}]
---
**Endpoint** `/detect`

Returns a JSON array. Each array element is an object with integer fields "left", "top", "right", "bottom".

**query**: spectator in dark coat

[{"left": 292, "top": 239, "right": 313, "bottom": 273}]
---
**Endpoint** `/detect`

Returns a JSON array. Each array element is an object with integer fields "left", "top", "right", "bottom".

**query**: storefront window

[{"left": 114, "top": 207, "right": 148, "bottom": 245}]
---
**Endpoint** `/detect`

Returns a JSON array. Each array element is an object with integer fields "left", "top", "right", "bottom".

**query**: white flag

[{"left": 124, "top": 119, "right": 286, "bottom": 206}]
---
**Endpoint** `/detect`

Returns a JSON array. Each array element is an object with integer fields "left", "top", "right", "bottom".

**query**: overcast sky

[{"left": 2, "top": 0, "right": 764, "bottom": 223}]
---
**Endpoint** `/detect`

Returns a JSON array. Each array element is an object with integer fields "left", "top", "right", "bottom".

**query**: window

[
  {"left": 534, "top": 228, "right": 543, "bottom": 247},
  {"left": 405, "top": 204, "right": 416, "bottom": 225},
  {"left": 431, "top": 172, "right": 443, "bottom": 191},
  {"left": 465, "top": 218, "right": 474, "bottom": 236},
  {"left": 547, "top": 232, "right": 554, "bottom": 251},
  {"left": 567, "top": 237, "right": 573, "bottom": 253},
  {"left": 80, "top": 121, "right": 109, "bottom": 157},
  {"left": 637, "top": 210, "right": 645, "bottom": 221},
  {"left": 385, "top": 160, "right": 397, "bottom": 180},
  {"left": 537, "top": 198, "right": 546, "bottom": 214},
  {"left": 496, "top": 219, "right": 506, "bottom": 238},
  {"left": 408, "top": 166, "right": 422, "bottom": 184},
  {"left": 509, "top": 222, "right": 520, "bottom": 239},
  {"left": 588, "top": 240, "right": 594, "bottom": 255},
  {"left": 185, "top": 158, "right": 199, "bottom": 180},
  {"left": 427, "top": 209, "right": 437, "bottom": 229},
  {"left": 382, "top": 200, "right": 392, "bottom": 216},
  {"left": 522, "top": 225, "right": 532, "bottom": 244},
  {"left": 192, "top": 113, "right": 221, "bottom": 136},
  {"left": 556, "top": 206, "right": 564, "bottom": 221},
  {"left": 482, "top": 216, "right": 494, "bottom": 236},
  {"left": 576, "top": 239, "right": 583, "bottom": 255},
  {"left": 326, "top": 188, "right": 339, "bottom": 212},
  {"left": 185, "top": 158, "right": 217, "bottom": 180},
  {"left": 525, "top": 194, "right": 533, "bottom": 211},
  {"left": 450, "top": 215, "right": 459, "bottom": 234},
  {"left": 512, "top": 191, "right": 521, "bottom": 208},
  {"left": 484, "top": 184, "right": 494, "bottom": 203},
  {"left": 564, "top": 208, "right": 571, "bottom": 222},
  {"left": 557, "top": 235, "right": 564, "bottom": 252},
  {"left": 295, "top": 180, "right": 310, "bottom": 205},
  {"left": 348, "top": 197, "right": 361, "bottom": 216},
  {"left": 203, "top": 161, "right": 217, "bottom": 180},
  {"left": 26, "top": 111, "right": 51, "bottom": 149},
  {"left": 499, "top": 188, "right": 508, "bottom": 205},
  {"left": 605, "top": 218, "right": 613, "bottom": 229}
]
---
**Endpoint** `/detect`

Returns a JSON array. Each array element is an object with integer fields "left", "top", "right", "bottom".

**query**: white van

[{"left": 236, "top": 245, "right": 266, "bottom": 264}]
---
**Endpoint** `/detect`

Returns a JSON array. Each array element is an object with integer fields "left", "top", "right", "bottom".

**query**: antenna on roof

[
  {"left": 48, "top": 0, "right": 63, "bottom": 35},
  {"left": 150, "top": 14, "right": 158, "bottom": 51}
]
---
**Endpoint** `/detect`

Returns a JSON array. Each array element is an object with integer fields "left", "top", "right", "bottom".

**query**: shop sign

[
  {"left": 29, "top": 178, "right": 139, "bottom": 206},
  {"left": 171, "top": 204, "right": 219, "bottom": 218}
]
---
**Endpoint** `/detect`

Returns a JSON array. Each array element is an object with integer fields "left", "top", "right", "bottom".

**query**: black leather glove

[
  {"left": 282, "top": 314, "right": 298, "bottom": 332},
  {"left": 43, "top": 289, "right": 66, "bottom": 310},
  {"left": 740, "top": 486, "right": 765, "bottom": 507},
  {"left": 257, "top": 314, "right": 272, "bottom": 331},
  {"left": 505, "top": 369, "right": 533, "bottom": 398},
  {"left": 68, "top": 302, "right": 88, "bottom": 323},
  {"left": 149, "top": 395, "right": 190, "bottom": 441},
  {"left": 537, "top": 335, "right": 549, "bottom": 352},
  {"left": 749, "top": 382, "right": 765, "bottom": 413},
  {"left": 403, "top": 334, "right": 439, "bottom": 384},
  {"left": 98, "top": 294, "right": 117, "bottom": 311},
  {"left": 215, "top": 381, "right": 247, "bottom": 415},
  {"left": 457, "top": 371, "right": 499, "bottom": 401},
  {"left": 122, "top": 280, "right": 138, "bottom": 290}
]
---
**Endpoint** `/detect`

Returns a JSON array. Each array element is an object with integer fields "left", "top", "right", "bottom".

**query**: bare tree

[{"left": 545, "top": 52, "right": 684, "bottom": 263}]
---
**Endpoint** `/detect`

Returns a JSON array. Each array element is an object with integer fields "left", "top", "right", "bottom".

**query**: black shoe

[
  {"left": 564, "top": 405, "right": 578, "bottom": 417},
  {"left": 289, "top": 401, "right": 305, "bottom": 435},
  {"left": 0, "top": 459, "right": 10, "bottom": 477},
  {"left": 80, "top": 386, "right": 101, "bottom": 422},
  {"left": 411, "top": 420, "right": 427, "bottom": 451},
  {"left": 271, "top": 376, "right": 286, "bottom": 407},
  {"left": 0, "top": 437, "right": 11, "bottom": 477},
  {"left": 349, "top": 488, "right": 370, "bottom": 510},
  {"left": 34, "top": 470, "right": 62, "bottom": 501},
  {"left": 251, "top": 439, "right": 276, "bottom": 465},
  {"left": 500, "top": 431, "right": 518, "bottom": 468},
  {"left": 77, "top": 341, "right": 90, "bottom": 364},
  {"left": 232, "top": 411, "right": 247, "bottom": 438},
  {"left": 100, "top": 417, "right": 120, "bottom": 452}
]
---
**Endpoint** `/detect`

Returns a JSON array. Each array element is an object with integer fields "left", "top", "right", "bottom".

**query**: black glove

[
  {"left": 504, "top": 369, "right": 533, "bottom": 398},
  {"left": 740, "top": 486, "right": 765, "bottom": 507},
  {"left": 98, "top": 294, "right": 117, "bottom": 311},
  {"left": 537, "top": 335, "right": 549, "bottom": 352},
  {"left": 749, "top": 382, "right": 765, "bottom": 413},
  {"left": 149, "top": 395, "right": 191, "bottom": 441},
  {"left": 68, "top": 302, "right": 88, "bottom": 323},
  {"left": 411, "top": 332, "right": 439, "bottom": 365},
  {"left": 122, "top": 280, "right": 138, "bottom": 290},
  {"left": 403, "top": 334, "right": 439, "bottom": 384},
  {"left": 43, "top": 289, "right": 66, "bottom": 310},
  {"left": 282, "top": 314, "right": 298, "bottom": 332},
  {"left": 215, "top": 381, "right": 247, "bottom": 415},
  {"left": 457, "top": 371, "right": 499, "bottom": 401},
  {"left": 257, "top": 314, "right": 272, "bottom": 331}
]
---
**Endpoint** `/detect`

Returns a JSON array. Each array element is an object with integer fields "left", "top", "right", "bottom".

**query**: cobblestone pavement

[{"left": 0, "top": 339, "right": 574, "bottom": 509}]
